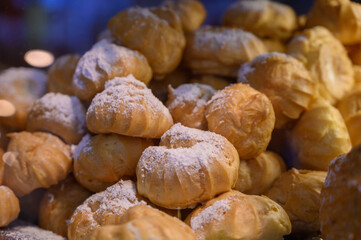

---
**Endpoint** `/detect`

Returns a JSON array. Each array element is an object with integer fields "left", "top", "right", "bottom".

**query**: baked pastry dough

[
  {"left": 223, "top": 0, "right": 298, "bottom": 40},
  {"left": 86, "top": 75, "right": 173, "bottom": 138},
  {"left": 205, "top": 83, "right": 275, "bottom": 159},
  {"left": 184, "top": 26, "right": 267, "bottom": 77},
  {"left": 290, "top": 99, "right": 352, "bottom": 170},
  {"left": 48, "top": 54, "right": 80, "bottom": 95},
  {"left": 72, "top": 40, "right": 152, "bottom": 101},
  {"left": 26, "top": 92, "right": 86, "bottom": 144},
  {"left": 307, "top": 0, "right": 361, "bottom": 45},
  {"left": 73, "top": 133, "right": 153, "bottom": 192},
  {"left": 0, "top": 186, "right": 20, "bottom": 227},
  {"left": 266, "top": 168, "right": 327, "bottom": 233},
  {"left": 3, "top": 131, "right": 72, "bottom": 197},
  {"left": 337, "top": 88, "right": 361, "bottom": 147},
  {"left": 235, "top": 151, "right": 286, "bottom": 195},
  {"left": 108, "top": 7, "right": 185, "bottom": 78},
  {"left": 353, "top": 65, "right": 361, "bottom": 87},
  {"left": 0, "top": 67, "right": 47, "bottom": 130},
  {"left": 320, "top": 144, "right": 361, "bottom": 240},
  {"left": 238, "top": 53, "right": 317, "bottom": 128},
  {"left": 287, "top": 26, "right": 354, "bottom": 104},
  {"left": 38, "top": 176, "right": 92, "bottom": 237},
  {"left": 261, "top": 38, "right": 286, "bottom": 52},
  {"left": 68, "top": 180, "right": 147, "bottom": 240},
  {"left": 91, "top": 205, "right": 196, "bottom": 240},
  {"left": 185, "top": 190, "right": 291, "bottom": 240},
  {"left": 166, "top": 83, "right": 215, "bottom": 130},
  {"left": 136, "top": 123, "right": 239, "bottom": 209},
  {"left": 189, "top": 74, "right": 230, "bottom": 90},
  {"left": 163, "top": 0, "right": 206, "bottom": 32}
]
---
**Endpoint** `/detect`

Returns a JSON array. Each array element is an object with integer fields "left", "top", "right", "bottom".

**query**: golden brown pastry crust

[
  {"left": 72, "top": 40, "right": 152, "bottom": 101},
  {"left": 235, "top": 151, "right": 286, "bottom": 195},
  {"left": 185, "top": 190, "right": 291, "bottom": 240},
  {"left": 67, "top": 180, "right": 147, "bottom": 240},
  {"left": 287, "top": 26, "right": 354, "bottom": 104},
  {"left": 223, "top": 0, "right": 298, "bottom": 40},
  {"left": 73, "top": 134, "right": 153, "bottom": 192},
  {"left": 91, "top": 205, "right": 196, "bottom": 240},
  {"left": 290, "top": 99, "right": 352, "bottom": 170},
  {"left": 0, "top": 186, "right": 20, "bottom": 227},
  {"left": 48, "top": 54, "right": 80, "bottom": 95},
  {"left": 163, "top": 0, "right": 206, "bottom": 32},
  {"left": 0, "top": 68, "right": 47, "bottom": 130},
  {"left": 238, "top": 53, "right": 316, "bottom": 128},
  {"left": 26, "top": 92, "right": 87, "bottom": 144},
  {"left": 266, "top": 168, "right": 327, "bottom": 233},
  {"left": 205, "top": 83, "right": 275, "bottom": 159},
  {"left": 307, "top": 0, "right": 361, "bottom": 45},
  {"left": 353, "top": 65, "right": 361, "bottom": 87},
  {"left": 166, "top": 83, "right": 215, "bottom": 130},
  {"left": 184, "top": 26, "right": 267, "bottom": 77},
  {"left": 38, "top": 176, "right": 92, "bottom": 237},
  {"left": 3, "top": 131, "right": 72, "bottom": 197},
  {"left": 86, "top": 75, "right": 173, "bottom": 138},
  {"left": 108, "top": 7, "right": 185, "bottom": 79},
  {"left": 136, "top": 123, "right": 239, "bottom": 209},
  {"left": 189, "top": 74, "right": 230, "bottom": 90},
  {"left": 320, "top": 145, "right": 361, "bottom": 240}
]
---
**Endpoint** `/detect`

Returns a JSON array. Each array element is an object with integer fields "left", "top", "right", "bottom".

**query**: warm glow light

[{"left": 24, "top": 49, "right": 54, "bottom": 68}]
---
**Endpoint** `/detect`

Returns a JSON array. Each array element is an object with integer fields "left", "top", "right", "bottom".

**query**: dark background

[{"left": 0, "top": 0, "right": 342, "bottom": 68}]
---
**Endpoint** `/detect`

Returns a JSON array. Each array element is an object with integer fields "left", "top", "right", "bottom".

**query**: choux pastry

[
  {"left": 26, "top": 92, "right": 86, "bottom": 144},
  {"left": 108, "top": 6, "right": 186, "bottom": 78},
  {"left": 0, "top": 67, "right": 47, "bottom": 130},
  {"left": 73, "top": 133, "right": 153, "bottom": 192},
  {"left": 266, "top": 168, "right": 327, "bottom": 233},
  {"left": 0, "top": 186, "right": 20, "bottom": 227},
  {"left": 184, "top": 26, "right": 267, "bottom": 77},
  {"left": 3, "top": 131, "right": 72, "bottom": 197},
  {"left": 205, "top": 82, "right": 275, "bottom": 159},
  {"left": 166, "top": 83, "right": 215, "bottom": 130},
  {"left": 290, "top": 99, "right": 352, "bottom": 170},
  {"left": 189, "top": 74, "right": 230, "bottom": 90},
  {"left": 223, "top": 0, "right": 298, "bottom": 40},
  {"left": 185, "top": 190, "right": 291, "bottom": 240},
  {"left": 72, "top": 39, "right": 152, "bottom": 101},
  {"left": 238, "top": 52, "right": 317, "bottom": 128},
  {"left": 136, "top": 123, "right": 239, "bottom": 209},
  {"left": 86, "top": 75, "right": 173, "bottom": 138}
]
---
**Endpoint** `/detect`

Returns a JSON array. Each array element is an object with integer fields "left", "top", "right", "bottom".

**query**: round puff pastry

[
  {"left": 91, "top": 205, "right": 196, "bottom": 240},
  {"left": 72, "top": 39, "right": 152, "bottom": 101},
  {"left": 73, "top": 133, "right": 153, "bottom": 192},
  {"left": 189, "top": 74, "right": 230, "bottom": 90},
  {"left": 3, "top": 131, "right": 72, "bottom": 197},
  {"left": 238, "top": 52, "right": 317, "bottom": 128},
  {"left": 163, "top": 0, "right": 206, "bottom": 32},
  {"left": 86, "top": 75, "right": 173, "bottom": 138},
  {"left": 307, "top": 0, "right": 361, "bottom": 45},
  {"left": 26, "top": 92, "right": 86, "bottom": 144},
  {"left": 0, "top": 186, "right": 20, "bottom": 227},
  {"left": 223, "top": 0, "right": 298, "bottom": 40},
  {"left": 337, "top": 88, "right": 361, "bottom": 147},
  {"left": 261, "top": 38, "right": 286, "bottom": 53},
  {"left": 320, "top": 144, "right": 361, "bottom": 240},
  {"left": 38, "top": 176, "right": 92, "bottom": 237},
  {"left": 183, "top": 26, "right": 267, "bottom": 77},
  {"left": 0, "top": 67, "right": 47, "bottom": 130},
  {"left": 108, "top": 6, "right": 185, "bottom": 79},
  {"left": 205, "top": 83, "right": 275, "bottom": 159},
  {"left": 67, "top": 180, "right": 147, "bottom": 240},
  {"left": 166, "top": 83, "right": 216, "bottom": 130},
  {"left": 235, "top": 151, "right": 286, "bottom": 195},
  {"left": 266, "top": 168, "right": 327, "bottom": 233},
  {"left": 290, "top": 99, "right": 352, "bottom": 171},
  {"left": 185, "top": 190, "right": 291, "bottom": 240},
  {"left": 287, "top": 26, "right": 354, "bottom": 104},
  {"left": 136, "top": 123, "right": 239, "bottom": 209},
  {"left": 48, "top": 54, "right": 80, "bottom": 95}
]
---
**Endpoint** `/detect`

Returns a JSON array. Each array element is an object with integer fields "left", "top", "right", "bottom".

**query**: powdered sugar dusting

[
  {"left": 237, "top": 62, "right": 254, "bottom": 83},
  {"left": 71, "top": 134, "right": 91, "bottom": 160}
]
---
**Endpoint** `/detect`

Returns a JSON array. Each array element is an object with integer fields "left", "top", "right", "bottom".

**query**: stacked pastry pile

[{"left": 0, "top": 0, "right": 361, "bottom": 239}]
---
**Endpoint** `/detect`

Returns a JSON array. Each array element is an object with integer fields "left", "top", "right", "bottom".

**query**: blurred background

[{"left": 0, "top": 0, "right": 320, "bottom": 68}]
